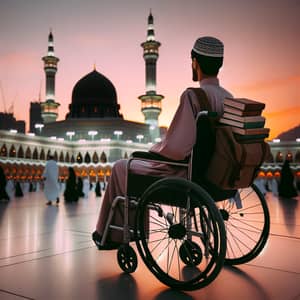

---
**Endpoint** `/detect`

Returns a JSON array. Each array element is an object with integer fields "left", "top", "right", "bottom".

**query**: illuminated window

[
  {"left": 18, "top": 146, "right": 24, "bottom": 158},
  {"left": 100, "top": 152, "right": 107, "bottom": 163},
  {"left": 47, "top": 150, "right": 51, "bottom": 160},
  {"left": 84, "top": 152, "right": 91, "bottom": 164},
  {"left": 275, "top": 151, "right": 283, "bottom": 163},
  {"left": 92, "top": 152, "right": 99, "bottom": 163},
  {"left": 25, "top": 147, "right": 31, "bottom": 159},
  {"left": 295, "top": 151, "right": 300, "bottom": 163},
  {"left": 77, "top": 153, "right": 83, "bottom": 164},
  {"left": 0, "top": 144, "right": 7, "bottom": 156},
  {"left": 9, "top": 145, "right": 16, "bottom": 157},
  {"left": 286, "top": 152, "right": 293, "bottom": 162},
  {"left": 33, "top": 148, "right": 38, "bottom": 160},
  {"left": 59, "top": 152, "right": 64, "bottom": 162},
  {"left": 39, "top": 149, "right": 45, "bottom": 160},
  {"left": 54, "top": 151, "right": 58, "bottom": 161}
]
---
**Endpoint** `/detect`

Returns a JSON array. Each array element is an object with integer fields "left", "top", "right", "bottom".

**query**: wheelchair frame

[{"left": 97, "top": 112, "right": 270, "bottom": 290}]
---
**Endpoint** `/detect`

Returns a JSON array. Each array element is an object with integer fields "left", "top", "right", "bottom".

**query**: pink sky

[{"left": 0, "top": 0, "right": 299, "bottom": 139}]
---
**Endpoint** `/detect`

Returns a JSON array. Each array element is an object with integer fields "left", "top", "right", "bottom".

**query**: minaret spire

[
  {"left": 138, "top": 11, "right": 164, "bottom": 142},
  {"left": 41, "top": 29, "right": 60, "bottom": 123}
]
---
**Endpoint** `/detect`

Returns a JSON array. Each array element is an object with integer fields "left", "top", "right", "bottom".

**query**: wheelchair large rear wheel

[
  {"left": 216, "top": 183, "right": 270, "bottom": 265},
  {"left": 135, "top": 178, "right": 226, "bottom": 291}
]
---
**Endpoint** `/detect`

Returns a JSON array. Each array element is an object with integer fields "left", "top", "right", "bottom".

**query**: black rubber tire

[
  {"left": 135, "top": 177, "right": 226, "bottom": 291},
  {"left": 216, "top": 183, "right": 270, "bottom": 265},
  {"left": 179, "top": 240, "right": 203, "bottom": 266},
  {"left": 117, "top": 244, "right": 138, "bottom": 273}
]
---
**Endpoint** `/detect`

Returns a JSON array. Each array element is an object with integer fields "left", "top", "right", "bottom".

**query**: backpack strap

[{"left": 188, "top": 87, "right": 212, "bottom": 112}]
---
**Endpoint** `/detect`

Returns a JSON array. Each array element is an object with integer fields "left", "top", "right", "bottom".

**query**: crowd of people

[{"left": 0, "top": 162, "right": 105, "bottom": 204}]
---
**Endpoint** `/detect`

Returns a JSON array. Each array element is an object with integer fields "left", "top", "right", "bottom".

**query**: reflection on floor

[{"left": 0, "top": 190, "right": 299, "bottom": 300}]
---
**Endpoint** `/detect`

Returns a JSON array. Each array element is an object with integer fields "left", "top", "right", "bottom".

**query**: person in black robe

[
  {"left": 95, "top": 181, "right": 102, "bottom": 197},
  {"left": 77, "top": 177, "right": 84, "bottom": 197},
  {"left": 15, "top": 181, "right": 24, "bottom": 197},
  {"left": 64, "top": 167, "right": 79, "bottom": 202},
  {"left": 0, "top": 166, "right": 10, "bottom": 201},
  {"left": 278, "top": 160, "right": 298, "bottom": 198}
]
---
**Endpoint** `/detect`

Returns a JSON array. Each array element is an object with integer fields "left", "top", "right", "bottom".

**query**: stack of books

[{"left": 220, "top": 97, "right": 270, "bottom": 143}]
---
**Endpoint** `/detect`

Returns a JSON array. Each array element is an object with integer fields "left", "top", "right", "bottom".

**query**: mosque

[
  {"left": 0, "top": 13, "right": 299, "bottom": 184},
  {"left": 0, "top": 13, "right": 165, "bottom": 182}
]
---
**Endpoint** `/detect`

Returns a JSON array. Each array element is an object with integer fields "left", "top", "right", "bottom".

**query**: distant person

[
  {"left": 77, "top": 177, "right": 84, "bottom": 197},
  {"left": 15, "top": 181, "right": 24, "bottom": 197},
  {"left": 95, "top": 181, "right": 102, "bottom": 197},
  {"left": 278, "top": 160, "right": 298, "bottom": 198},
  {"left": 64, "top": 167, "right": 79, "bottom": 203},
  {"left": 42, "top": 155, "right": 59, "bottom": 205},
  {"left": 5, "top": 178, "right": 15, "bottom": 199},
  {"left": 92, "top": 36, "right": 232, "bottom": 249},
  {"left": 82, "top": 177, "right": 90, "bottom": 198},
  {"left": 0, "top": 165, "right": 9, "bottom": 202}
]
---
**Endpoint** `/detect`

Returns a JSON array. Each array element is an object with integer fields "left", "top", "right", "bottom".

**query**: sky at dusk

[{"left": 0, "top": 0, "right": 299, "bottom": 139}]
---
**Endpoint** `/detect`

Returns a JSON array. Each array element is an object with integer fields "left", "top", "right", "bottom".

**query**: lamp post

[
  {"left": 66, "top": 131, "right": 75, "bottom": 141},
  {"left": 114, "top": 130, "right": 123, "bottom": 140},
  {"left": 136, "top": 134, "right": 144, "bottom": 143},
  {"left": 34, "top": 123, "right": 44, "bottom": 135},
  {"left": 88, "top": 130, "right": 98, "bottom": 141}
]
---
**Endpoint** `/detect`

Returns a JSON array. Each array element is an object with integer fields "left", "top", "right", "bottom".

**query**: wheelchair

[{"left": 98, "top": 115, "right": 270, "bottom": 291}]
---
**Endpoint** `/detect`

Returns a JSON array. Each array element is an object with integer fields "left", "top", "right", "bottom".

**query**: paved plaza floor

[{"left": 0, "top": 188, "right": 299, "bottom": 300}]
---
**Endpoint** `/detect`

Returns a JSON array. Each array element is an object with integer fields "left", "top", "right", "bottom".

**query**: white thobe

[
  {"left": 96, "top": 77, "right": 233, "bottom": 241},
  {"left": 83, "top": 178, "right": 90, "bottom": 198},
  {"left": 43, "top": 160, "right": 59, "bottom": 201}
]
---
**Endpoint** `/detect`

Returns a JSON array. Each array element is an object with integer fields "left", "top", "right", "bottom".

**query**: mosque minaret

[
  {"left": 41, "top": 30, "right": 60, "bottom": 123},
  {"left": 138, "top": 12, "right": 164, "bottom": 141}
]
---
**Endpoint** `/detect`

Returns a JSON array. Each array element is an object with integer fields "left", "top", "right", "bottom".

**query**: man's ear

[{"left": 192, "top": 58, "right": 198, "bottom": 70}]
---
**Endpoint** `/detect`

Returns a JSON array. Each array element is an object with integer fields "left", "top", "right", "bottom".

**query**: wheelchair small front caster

[
  {"left": 117, "top": 244, "right": 138, "bottom": 273},
  {"left": 179, "top": 240, "right": 203, "bottom": 266}
]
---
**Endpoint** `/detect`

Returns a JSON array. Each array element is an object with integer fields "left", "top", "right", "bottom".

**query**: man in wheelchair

[{"left": 92, "top": 36, "right": 233, "bottom": 250}]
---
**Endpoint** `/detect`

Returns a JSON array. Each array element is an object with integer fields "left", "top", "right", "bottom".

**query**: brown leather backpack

[{"left": 190, "top": 88, "right": 270, "bottom": 190}]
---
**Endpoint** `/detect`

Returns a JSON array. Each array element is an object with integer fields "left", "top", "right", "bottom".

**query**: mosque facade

[{"left": 0, "top": 13, "right": 300, "bottom": 184}]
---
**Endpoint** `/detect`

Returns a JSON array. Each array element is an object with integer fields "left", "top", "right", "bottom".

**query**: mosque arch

[
  {"left": 92, "top": 152, "right": 99, "bottom": 163},
  {"left": 53, "top": 151, "right": 58, "bottom": 161},
  {"left": 266, "top": 152, "right": 274, "bottom": 163},
  {"left": 17, "top": 146, "right": 24, "bottom": 158},
  {"left": 295, "top": 151, "right": 300, "bottom": 163},
  {"left": 84, "top": 152, "right": 91, "bottom": 164},
  {"left": 76, "top": 153, "right": 83, "bottom": 164},
  {"left": 100, "top": 151, "right": 107, "bottom": 163},
  {"left": 0, "top": 144, "right": 7, "bottom": 157},
  {"left": 46, "top": 150, "right": 51, "bottom": 160},
  {"left": 32, "top": 148, "right": 38, "bottom": 160},
  {"left": 40, "top": 149, "right": 45, "bottom": 160},
  {"left": 285, "top": 152, "right": 293, "bottom": 162},
  {"left": 275, "top": 151, "right": 283, "bottom": 163},
  {"left": 70, "top": 155, "right": 75, "bottom": 163},
  {"left": 25, "top": 147, "right": 31, "bottom": 159},
  {"left": 9, "top": 145, "right": 16, "bottom": 157},
  {"left": 59, "top": 151, "right": 64, "bottom": 162},
  {"left": 65, "top": 152, "right": 70, "bottom": 163},
  {"left": 124, "top": 152, "right": 128, "bottom": 159}
]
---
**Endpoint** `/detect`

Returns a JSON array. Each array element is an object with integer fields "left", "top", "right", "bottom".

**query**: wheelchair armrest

[{"left": 131, "top": 151, "right": 189, "bottom": 164}]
